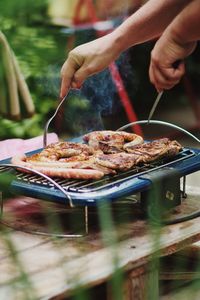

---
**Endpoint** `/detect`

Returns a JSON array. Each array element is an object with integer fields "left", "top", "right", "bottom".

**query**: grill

[
  {"left": 1, "top": 120, "right": 200, "bottom": 209},
  {"left": 0, "top": 147, "right": 200, "bottom": 207}
]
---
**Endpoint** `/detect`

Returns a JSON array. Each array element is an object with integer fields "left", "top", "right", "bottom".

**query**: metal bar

[
  {"left": 147, "top": 91, "right": 164, "bottom": 123},
  {"left": 43, "top": 92, "right": 69, "bottom": 148},
  {"left": 182, "top": 176, "right": 187, "bottom": 199},
  {"left": 1, "top": 219, "right": 84, "bottom": 238},
  {"left": 117, "top": 120, "right": 200, "bottom": 144},
  {"left": 0, "top": 164, "right": 75, "bottom": 207}
]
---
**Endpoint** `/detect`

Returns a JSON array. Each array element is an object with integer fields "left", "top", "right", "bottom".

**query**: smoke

[
  {"left": 37, "top": 51, "right": 138, "bottom": 134},
  {"left": 81, "top": 51, "right": 137, "bottom": 116},
  {"left": 38, "top": 64, "right": 61, "bottom": 97}
]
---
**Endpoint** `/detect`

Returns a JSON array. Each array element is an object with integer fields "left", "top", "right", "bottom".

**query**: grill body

[{"left": 0, "top": 147, "right": 200, "bottom": 206}]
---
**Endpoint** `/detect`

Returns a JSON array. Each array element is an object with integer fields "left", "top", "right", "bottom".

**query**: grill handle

[
  {"left": 0, "top": 163, "right": 74, "bottom": 207},
  {"left": 117, "top": 120, "right": 200, "bottom": 144}
]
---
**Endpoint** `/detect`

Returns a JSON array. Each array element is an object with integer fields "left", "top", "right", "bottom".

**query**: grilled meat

[
  {"left": 95, "top": 138, "right": 182, "bottom": 171},
  {"left": 46, "top": 141, "right": 94, "bottom": 157},
  {"left": 11, "top": 154, "right": 105, "bottom": 180},
  {"left": 26, "top": 142, "right": 94, "bottom": 163},
  {"left": 83, "top": 130, "right": 143, "bottom": 154},
  {"left": 11, "top": 133, "right": 182, "bottom": 180},
  {"left": 125, "top": 138, "right": 182, "bottom": 162},
  {"left": 95, "top": 152, "right": 140, "bottom": 171}
]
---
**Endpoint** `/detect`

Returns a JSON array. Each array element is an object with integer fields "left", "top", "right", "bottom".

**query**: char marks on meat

[
  {"left": 26, "top": 142, "right": 94, "bottom": 163},
  {"left": 11, "top": 154, "right": 105, "bottom": 180},
  {"left": 95, "top": 138, "right": 182, "bottom": 171},
  {"left": 125, "top": 138, "right": 182, "bottom": 162},
  {"left": 11, "top": 132, "right": 182, "bottom": 180},
  {"left": 83, "top": 130, "right": 143, "bottom": 154},
  {"left": 95, "top": 153, "right": 140, "bottom": 171}
]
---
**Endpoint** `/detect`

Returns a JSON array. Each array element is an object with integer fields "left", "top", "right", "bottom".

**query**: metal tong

[
  {"left": 147, "top": 91, "right": 164, "bottom": 123},
  {"left": 43, "top": 92, "right": 69, "bottom": 148},
  {"left": 147, "top": 60, "right": 182, "bottom": 123}
]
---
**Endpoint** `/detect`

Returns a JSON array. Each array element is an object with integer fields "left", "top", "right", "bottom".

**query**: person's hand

[
  {"left": 60, "top": 33, "right": 121, "bottom": 98},
  {"left": 149, "top": 34, "right": 197, "bottom": 92}
]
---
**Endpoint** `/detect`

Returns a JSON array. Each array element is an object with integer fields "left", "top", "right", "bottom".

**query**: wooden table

[{"left": 0, "top": 185, "right": 200, "bottom": 300}]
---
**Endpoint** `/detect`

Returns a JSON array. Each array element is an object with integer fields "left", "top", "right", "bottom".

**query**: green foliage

[
  {"left": 0, "top": 0, "right": 69, "bottom": 139},
  {"left": 0, "top": 0, "right": 48, "bottom": 25}
]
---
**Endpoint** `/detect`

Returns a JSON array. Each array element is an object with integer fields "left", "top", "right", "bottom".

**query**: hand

[
  {"left": 60, "top": 33, "right": 121, "bottom": 98},
  {"left": 149, "top": 34, "right": 197, "bottom": 92}
]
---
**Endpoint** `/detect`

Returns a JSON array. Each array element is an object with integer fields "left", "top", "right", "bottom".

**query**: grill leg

[
  {"left": 0, "top": 195, "right": 89, "bottom": 238},
  {"left": 85, "top": 206, "right": 89, "bottom": 235},
  {"left": 182, "top": 176, "right": 187, "bottom": 199}
]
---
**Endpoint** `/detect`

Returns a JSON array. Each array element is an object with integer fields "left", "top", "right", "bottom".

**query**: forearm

[
  {"left": 110, "top": 0, "right": 189, "bottom": 52},
  {"left": 163, "top": 0, "right": 200, "bottom": 47}
]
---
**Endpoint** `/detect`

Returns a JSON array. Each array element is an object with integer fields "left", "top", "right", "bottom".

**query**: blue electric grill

[
  {"left": 0, "top": 147, "right": 199, "bottom": 205},
  {"left": 0, "top": 121, "right": 200, "bottom": 210}
]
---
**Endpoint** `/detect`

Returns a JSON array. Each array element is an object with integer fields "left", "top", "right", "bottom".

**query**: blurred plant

[
  {"left": 0, "top": 0, "right": 68, "bottom": 139},
  {"left": 0, "top": 0, "right": 48, "bottom": 26}
]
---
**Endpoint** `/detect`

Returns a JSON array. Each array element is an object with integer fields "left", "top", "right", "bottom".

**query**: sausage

[{"left": 11, "top": 154, "right": 104, "bottom": 180}]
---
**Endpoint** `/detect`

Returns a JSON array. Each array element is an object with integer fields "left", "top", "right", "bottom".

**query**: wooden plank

[
  {"left": 161, "top": 285, "right": 200, "bottom": 300},
  {"left": 1, "top": 213, "right": 200, "bottom": 299},
  {"left": 0, "top": 186, "right": 200, "bottom": 299}
]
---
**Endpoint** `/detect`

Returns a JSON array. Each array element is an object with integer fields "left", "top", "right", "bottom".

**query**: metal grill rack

[
  {"left": 0, "top": 120, "right": 200, "bottom": 237},
  {"left": 0, "top": 148, "right": 198, "bottom": 206}
]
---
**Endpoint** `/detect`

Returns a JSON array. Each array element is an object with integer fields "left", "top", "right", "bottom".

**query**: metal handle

[
  {"left": 43, "top": 92, "right": 69, "bottom": 148},
  {"left": 147, "top": 91, "right": 164, "bottom": 123},
  {"left": 0, "top": 163, "right": 74, "bottom": 207},
  {"left": 117, "top": 119, "right": 200, "bottom": 144}
]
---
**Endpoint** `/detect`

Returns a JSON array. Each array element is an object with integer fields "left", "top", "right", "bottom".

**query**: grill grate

[
  {"left": 14, "top": 148, "right": 195, "bottom": 193},
  {"left": 0, "top": 166, "right": 11, "bottom": 173},
  {"left": 1, "top": 147, "right": 200, "bottom": 205}
]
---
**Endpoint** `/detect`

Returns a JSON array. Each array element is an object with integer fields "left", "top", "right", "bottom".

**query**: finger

[
  {"left": 155, "top": 77, "right": 181, "bottom": 92},
  {"left": 149, "top": 62, "right": 167, "bottom": 92},
  {"left": 159, "top": 62, "right": 185, "bottom": 82},
  {"left": 155, "top": 75, "right": 181, "bottom": 91},
  {"left": 73, "top": 64, "right": 96, "bottom": 86},
  {"left": 60, "top": 57, "right": 80, "bottom": 98},
  {"left": 60, "top": 76, "right": 69, "bottom": 98},
  {"left": 150, "top": 62, "right": 182, "bottom": 91},
  {"left": 71, "top": 80, "right": 83, "bottom": 89},
  {"left": 149, "top": 61, "right": 156, "bottom": 86}
]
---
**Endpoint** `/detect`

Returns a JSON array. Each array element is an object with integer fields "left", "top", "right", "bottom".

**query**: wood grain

[{"left": 0, "top": 186, "right": 199, "bottom": 299}]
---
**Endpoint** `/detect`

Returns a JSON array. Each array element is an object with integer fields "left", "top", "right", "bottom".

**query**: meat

[
  {"left": 26, "top": 142, "right": 94, "bottom": 163},
  {"left": 95, "top": 138, "right": 182, "bottom": 171},
  {"left": 26, "top": 156, "right": 116, "bottom": 175},
  {"left": 11, "top": 154, "right": 105, "bottom": 180},
  {"left": 11, "top": 132, "right": 182, "bottom": 180},
  {"left": 124, "top": 138, "right": 182, "bottom": 162},
  {"left": 95, "top": 152, "right": 140, "bottom": 171},
  {"left": 83, "top": 130, "right": 143, "bottom": 153}
]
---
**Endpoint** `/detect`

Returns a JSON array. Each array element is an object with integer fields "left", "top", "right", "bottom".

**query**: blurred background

[
  {"left": 0, "top": 0, "right": 199, "bottom": 147},
  {"left": 0, "top": 2, "right": 200, "bottom": 300}
]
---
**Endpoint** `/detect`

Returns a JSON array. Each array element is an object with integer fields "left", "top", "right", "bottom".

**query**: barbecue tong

[
  {"left": 43, "top": 91, "right": 70, "bottom": 148},
  {"left": 147, "top": 91, "right": 163, "bottom": 123},
  {"left": 147, "top": 61, "right": 183, "bottom": 123}
]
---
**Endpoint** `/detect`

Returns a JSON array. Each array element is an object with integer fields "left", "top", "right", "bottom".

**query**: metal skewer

[
  {"left": 147, "top": 91, "right": 164, "bottom": 124},
  {"left": 43, "top": 92, "right": 69, "bottom": 148}
]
